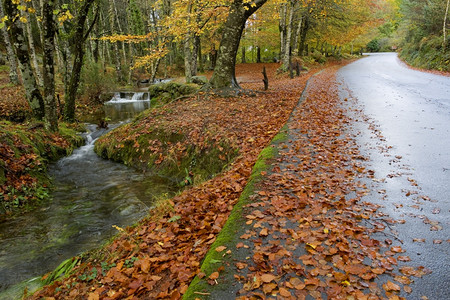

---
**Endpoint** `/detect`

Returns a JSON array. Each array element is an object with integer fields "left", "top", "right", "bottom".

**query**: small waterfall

[{"left": 107, "top": 92, "right": 150, "bottom": 104}]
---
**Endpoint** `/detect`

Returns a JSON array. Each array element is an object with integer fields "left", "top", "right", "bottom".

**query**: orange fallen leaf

[
  {"left": 215, "top": 246, "right": 227, "bottom": 252},
  {"left": 260, "top": 273, "right": 276, "bottom": 283},
  {"left": 383, "top": 280, "right": 401, "bottom": 292},
  {"left": 209, "top": 272, "right": 219, "bottom": 280}
]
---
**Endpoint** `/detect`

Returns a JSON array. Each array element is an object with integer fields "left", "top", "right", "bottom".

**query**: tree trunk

[
  {"left": 108, "top": 0, "right": 122, "bottom": 82},
  {"left": 282, "top": 0, "right": 295, "bottom": 70},
  {"left": 256, "top": 46, "right": 261, "bottom": 63},
  {"left": 0, "top": 2, "right": 19, "bottom": 85},
  {"left": 64, "top": 0, "right": 97, "bottom": 122},
  {"left": 444, "top": 0, "right": 450, "bottom": 51},
  {"left": 42, "top": 0, "right": 58, "bottom": 131},
  {"left": 191, "top": 34, "right": 199, "bottom": 76},
  {"left": 209, "top": 0, "right": 267, "bottom": 89},
  {"left": 298, "top": 13, "right": 309, "bottom": 56},
  {"left": 22, "top": 6, "right": 43, "bottom": 87},
  {"left": 183, "top": 2, "right": 193, "bottom": 83},
  {"left": 3, "top": 0, "right": 44, "bottom": 119},
  {"left": 241, "top": 46, "right": 246, "bottom": 63},
  {"left": 292, "top": 16, "right": 303, "bottom": 56},
  {"left": 279, "top": 3, "right": 287, "bottom": 61},
  {"left": 197, "top": 37, "right": 205, "bottom": 72}
]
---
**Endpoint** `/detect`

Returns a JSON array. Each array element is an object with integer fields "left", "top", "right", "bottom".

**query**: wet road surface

[{"left": 338, "top": 53, "right": 449, "bottom": 299}]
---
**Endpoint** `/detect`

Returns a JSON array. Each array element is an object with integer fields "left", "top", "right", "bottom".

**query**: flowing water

[{"left": 0, "top": 92, "right": 178, "bottom": 297}]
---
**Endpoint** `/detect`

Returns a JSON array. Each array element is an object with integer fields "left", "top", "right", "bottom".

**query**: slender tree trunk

[
  {"left": 209, "top": 0, "right": 267, "bottom": 89},
  {"left": 282, "top": 0, "right": 294, "bottom": 70},
  {"left": 198, "top": 38, "right": 204, "bottom": 73},
  {"left": 0, "top": 2, "right": 19, "bottom": 84},
  {"left": 183, "top": 2, "right": 193, "bottom": 83},
  {"left": 256, "top": 46, "right": 261, "bottom": 63},
  {"left": 3, "top": 0, "right": 44, "bottom": 119},
  {"left": 191, "top": 34, "right": 199, "bottom": 76},
  {"left": 22, "top": 6, "right": 43, "bottom": 87},
  {"left": 42, "top": 0, "right": 58, "bottom": 131},
  {"left": 241, "top": 46, "right": 246, "bottom": 63},
  {"left": 108, "top": 1, "right": 122, "bottom": 82},
  {"left": 444, "top": 0, "right": 450, "bottom": 51},
  {"left": 298, "top": 13, "right": 310, "bottom": 56},
  {"left": 64, "top": 0, "right": 98, "bottom": 122},
  {"left": 292, "top": 16, "right": 303, "bottom": 56},
  {"left": 279, "top": 3, "right": 287, "bottom": 61}
]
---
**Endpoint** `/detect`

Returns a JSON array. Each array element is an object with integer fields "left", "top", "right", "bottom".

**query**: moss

[
  {"left": 183, "top": 126, "right": 288, "bottom": 299},
  {"left": 0, "top": 121, "right": 84, "bottom": 214},
  {"left": 148, "top": 82, "right": 198, "bottom": 106},
  {"left": 95, "top": 125, "right": 238, "bottom": 186}
]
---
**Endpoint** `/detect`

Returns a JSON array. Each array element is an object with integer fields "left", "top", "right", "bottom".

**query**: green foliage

[
  {"left": 400, "top": 35, "right": 450, "bottom": 71},
  {"left": 124, "top": 257, "right": 138, "bottom": 268},
  {"left": 42, "top": 257, "right": 80, "bottom": 285},
  {"left": 78, "top": 267, "right": 98, "bottom": 282},
  {"left": 311, "top": 50, "right": 327, "bottom": 64},
  {"left": 398, "top": 0, "right": 449, "bottom": 71},
  {"left": 79, "top": 61, "right": 117, "bottom": 104},
  {"left": 366, "top": 39, "right": 381, "bottom": 52}
]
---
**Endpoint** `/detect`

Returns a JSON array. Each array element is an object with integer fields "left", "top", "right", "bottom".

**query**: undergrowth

[{"left": 0, "top": 121, "right": 84, "bottom": 214}]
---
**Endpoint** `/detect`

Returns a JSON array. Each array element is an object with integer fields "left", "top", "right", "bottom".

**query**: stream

[{"left": 0, "top": 92, "right": 178, "bottom": 297}]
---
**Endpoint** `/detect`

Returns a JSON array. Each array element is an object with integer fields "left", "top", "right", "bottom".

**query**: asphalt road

[{"left": 338, "top": 53, "right": 450, "bottom": 299}]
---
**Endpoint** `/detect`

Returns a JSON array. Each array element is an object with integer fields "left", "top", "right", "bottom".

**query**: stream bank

[{"left": 0, "top": 91, "right": 183, "bottom": 298}]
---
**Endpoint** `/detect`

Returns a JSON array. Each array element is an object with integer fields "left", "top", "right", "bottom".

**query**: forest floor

[{"left": 28, "top": 60, "right": 355, "bottom": 299}]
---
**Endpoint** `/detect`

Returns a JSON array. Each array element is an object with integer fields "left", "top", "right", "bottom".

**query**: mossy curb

[{"left": 183, "top": 126, "right": 288, "bottom": 299}]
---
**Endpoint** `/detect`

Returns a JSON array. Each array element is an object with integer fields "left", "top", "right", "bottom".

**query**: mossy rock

[
  {"left": 148, "top": 82, "right": 198, "bottom": 105},
  {"left": 94, "top": 124, "right": 238, "bottom": 185}
]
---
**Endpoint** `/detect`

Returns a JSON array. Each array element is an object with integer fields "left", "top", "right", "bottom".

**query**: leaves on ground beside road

[
  {"left": 217, "top": 69, "right": 431, "bottom": 299},
  {"left": 31, "top": 62, "right": 348, "bottom": 299}
]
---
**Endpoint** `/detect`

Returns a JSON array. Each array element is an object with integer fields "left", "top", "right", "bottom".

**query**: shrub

[
  {"left": 366, "top": 39, "right": 381, "bottom": 52},
  {"left": 79, "top": 61, "right": 117, "bottom": 104}
]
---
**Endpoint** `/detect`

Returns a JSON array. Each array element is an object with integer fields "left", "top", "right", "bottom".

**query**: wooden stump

[{"left": 262, "top": 67, "right": 269, "bottom": 90}]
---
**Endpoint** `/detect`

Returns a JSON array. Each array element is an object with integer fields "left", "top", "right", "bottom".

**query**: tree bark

[
  {"left": 42, "top": 0, "right": 58, "bottom": 131},
  {"left": 209, "top": 0, "right": 267, "bottom": 89},
  {"left": 22, "top": 6, "right": 43, "bottom": 87},
  {"left": 0, "top": 1, "right": 19, "bottom": 84},
  {"left": 444, "top": 0, "right": 450, "bottom": 51},
  {"left": 298, "top": 13, "right": 310, "bottom": 56},
  {"left": 3, "top": 0, "right": 44, "bottom": 119},
  {"left": 64, "top": 0, "right": 98, "bottom": 122},
  {"left": 256, "top": 46, "right": 261, "bottom": 63},
  {"left": 282, "top": 0, "right": 295, "bottom": 70},
  {"left": 191, "top": 34, "right": 199, "bottom": 76},
  {"left": 183, "top": 2, "right": 193, "bottom": 83},
  {"left": 279, "top": 3, "right": 287, "bottom": 61},
  {"left": 108, "top": 0, "right": 122, "bottom": 82},
  {"left": 292, "top": 16, "right": 303, "bottom": 56}
]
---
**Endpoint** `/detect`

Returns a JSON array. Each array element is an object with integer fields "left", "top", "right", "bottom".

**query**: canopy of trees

[{"left": 1, "top": 0, "right": 443, "bottom": 129}]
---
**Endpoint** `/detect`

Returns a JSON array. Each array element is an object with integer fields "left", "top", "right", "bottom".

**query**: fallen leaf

[
  {"left": 260, "top": 273, "right": 276, "bottom": 283},
  {"left": 215, "top": 246, "right": 227, "bottom": 252},
  {"left": 209, "top": 272, "right": 219, "bottom": 280}
]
